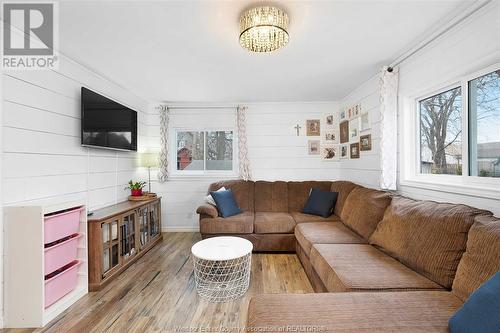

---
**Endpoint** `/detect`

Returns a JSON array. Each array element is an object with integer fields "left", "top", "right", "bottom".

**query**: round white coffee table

[{"left": 191, "top": 236, "right": 253, "bottom": 302}]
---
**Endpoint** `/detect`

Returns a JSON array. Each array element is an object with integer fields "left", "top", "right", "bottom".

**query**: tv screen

[{"left": 81, "top": 87, "right": 137, "bottom": 151}]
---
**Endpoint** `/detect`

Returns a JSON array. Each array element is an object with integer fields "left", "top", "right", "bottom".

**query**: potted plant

[{"left": 126, "top": 180, "right": 147, "bottom": 197}]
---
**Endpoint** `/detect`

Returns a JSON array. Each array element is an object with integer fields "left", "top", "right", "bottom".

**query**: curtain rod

[
  {"left": 389, "top": 0, "right": 491, "bottom": 69},
  {"left": 157, "top": 106, "right": 238, "bottom": 110}
]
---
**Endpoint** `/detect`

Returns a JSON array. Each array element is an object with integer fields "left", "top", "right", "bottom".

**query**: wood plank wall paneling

[
  {"left": 146, "top": 102, "right": 360, "bottom": 231},
  {"left": 396, "top": 1, "right": 500, "bottom": 216},
  {"left": 339, "top": 75, "right": 382, "bottom": 189},
  {"left": 1, "top": 56, "right": 149, "bottom": 326}
]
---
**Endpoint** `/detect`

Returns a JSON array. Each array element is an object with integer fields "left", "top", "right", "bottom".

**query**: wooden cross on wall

[{"left": 294, "top": 124, "right": 301, "bottom": 136}]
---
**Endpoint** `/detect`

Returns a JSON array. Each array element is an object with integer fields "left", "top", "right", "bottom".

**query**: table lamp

[{"left": 139, "top": 149, "right": 159, "bottom": 194}]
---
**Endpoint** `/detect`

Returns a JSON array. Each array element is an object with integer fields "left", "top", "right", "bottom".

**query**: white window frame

[
  {"left": 401, "top": 61, "right": 500, "bottom": 200},
  {"left": 170, "top": 127, "right": 238, "bottom": 178}
]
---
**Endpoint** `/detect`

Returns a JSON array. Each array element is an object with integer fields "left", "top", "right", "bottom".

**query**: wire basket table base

[{"left": 192, "top": 253, "right": 251, "bottom": 302}]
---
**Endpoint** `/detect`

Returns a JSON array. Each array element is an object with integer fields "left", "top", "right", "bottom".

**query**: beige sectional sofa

[{"left": 196, "top": 180, "right": 500, "bottom": 332}]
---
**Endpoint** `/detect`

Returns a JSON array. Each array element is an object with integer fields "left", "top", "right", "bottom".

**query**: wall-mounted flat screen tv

[{"left": 81, "top": 87, "right": 137, "bottom": 151}]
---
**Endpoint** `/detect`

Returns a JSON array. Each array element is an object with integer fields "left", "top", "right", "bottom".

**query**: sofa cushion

[
  {"left": 254, "top": 181, "right": 288, "bottom": 212},
  {"left": 287, "top": 181, "right": 332, "bottom": 212},
  {"left": 247, "top": 291, "right": 463, "bottom": 333},
  {"left": 330, "top": 181, "right": 360, "bottom": 216},
  {"left": 452, "top": 215, "right": 500, "bottom": 301},
  {"left": 210, "top": 189, "right": 242, "bottom": 218},
  {"left": 302, "top": 188, "right": 338, "bottom": 217},
  {"left": 254, "top": 212, "right": 295, "bottom": 234},
  {"left": 369, "top": 196, "right": 491, "bottom": 288},
  {"left": 295, "top": 222, "right": 365, "bottom": 256},
  {"left": 291, "top": 212, "right": 340, "bottom": 224},
  {"left": 208, "top": 180, "right": 254, "bottom": 211},
  {"left": 199, "top": 212, "right": 254, "bottom": 234},
  {"left": 205, "top": 186, "right": 226, "bottom": 206},
  {"left": 449, "top": 272, "right": 500, "bottom": 333},
  {"left": 310, "top": 244, "right": 443, "bottom": 292},
  {"left": 340, "top": 187, "right": 392, "bottom": 239}
]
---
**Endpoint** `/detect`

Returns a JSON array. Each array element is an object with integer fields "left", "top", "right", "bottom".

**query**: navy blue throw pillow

[
  {"left": 449, "top": 271, "right": 500, "bottom": 333},
  {"left": 210, "top": 189, "right": 242, "bottom": 218},
  {"left": 302, "top": 188, "right": 338, "bottom": 218}
]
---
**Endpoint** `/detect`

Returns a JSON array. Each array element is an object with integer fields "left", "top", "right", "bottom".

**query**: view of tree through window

[
  {"left": 206, "top": 131, "right": 233, "bottom": 170},
  {"left": 469, "top": 70, "right": 500, "bottom": 177},
  {"left": 176, "top": 130, "right": 233, "bottom": 171},
  {"left": 419, "top": 87, "right": 462, "bottom": 175}
]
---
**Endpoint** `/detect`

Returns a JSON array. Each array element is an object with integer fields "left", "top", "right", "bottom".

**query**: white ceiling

[{"left": 59, "top": 0, "right": 469, "bottom": 103}]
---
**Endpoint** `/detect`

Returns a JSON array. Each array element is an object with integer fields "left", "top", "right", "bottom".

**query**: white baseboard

[{"left": 162, "top": 227, "right": 199, "bottom": 232}]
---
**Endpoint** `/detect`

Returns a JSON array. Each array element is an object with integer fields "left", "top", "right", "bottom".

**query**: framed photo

[
  {"left": 340, "top": 144, "right": 349, "bottom": 159},
  {"left": 308, "top": 140, "right": 320, "bottom": 155},
  {"left": 360, "top": 112, "right": 370, "bottom": 131},
  {"left": 306, "top": 119, "right": 321, "bottom": 136},
  {"left": 360, "top": 134, "right": 372, "bottom": 151},
  {"left": 349, "top": 118, "right": 360, "bottom": 143},
  {"left": 326, "top": 114, "right": 334, "bottom": 126},
  {"left": 353, "top": 104, "right": 361, "bottom": 118},
  {"left": 340, "top": 109, "right": 347, "bottom": 121},
  {"left": 339, "top": 121, "right": 349, "bottom": 143},
  {"left": 347, "top": 107, "right": 353, "bottom": 120},
  {"left": 350, "top": 143, "right": 360, "bottom": 159},
  {"left": 325, "top": 130, "right": 338, "bottom": 143},
  {"left": 321, "top": 143, "right": 339, "bottom": 161}
]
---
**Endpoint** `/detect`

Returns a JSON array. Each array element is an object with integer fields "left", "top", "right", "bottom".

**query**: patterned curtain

[
  {"left": 379, "top": 66, "right": 399, "bottom": 190},
  {"left": 237, "top": 106, "right": 251, "bottom": 181},
  {"left": 158, "top": 105, "right": 170, "bottom": 182}
]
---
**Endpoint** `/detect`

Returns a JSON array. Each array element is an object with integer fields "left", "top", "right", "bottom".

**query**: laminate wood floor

[{"left": 2, "top": 233, "right": 312, "bottom": 333}]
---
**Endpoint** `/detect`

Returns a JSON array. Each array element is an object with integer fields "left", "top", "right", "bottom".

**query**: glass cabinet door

[
  {"left": 102, "top": 218, "right": 120, "bottom": 277},
  {"left": 149, "top": 201, "right": 161, "bottom": 238},
  {"left": 138, "top": 206, "right": 149, "bottom": 249},
  {"left": 120, "top": 212, "right": 137, "bottom": 261}
]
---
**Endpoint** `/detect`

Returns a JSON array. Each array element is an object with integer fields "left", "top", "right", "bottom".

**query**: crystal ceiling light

[{"left": 239, "top": 6, "right": 289, "bottom": 53}]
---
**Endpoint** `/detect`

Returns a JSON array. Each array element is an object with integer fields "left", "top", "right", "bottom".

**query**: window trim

[
  {"left": 170, "top": 127, "right": 238, "bottom": 178},
  {"left": 401, "top": 61, "right": 500, "bottom": 199}
]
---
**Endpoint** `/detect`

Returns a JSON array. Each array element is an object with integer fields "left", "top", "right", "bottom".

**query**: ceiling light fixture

[{"left": 239, "top": 6, "right": 289, "bottom": 53}]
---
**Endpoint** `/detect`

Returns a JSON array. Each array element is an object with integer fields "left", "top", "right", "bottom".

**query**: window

[
  {"left": 175, "top": 130, "right": 234, "bottom": 174},
  {"left": 468, "top": 70, "right": 500, "bottom": 178},
  {"left": 411, "top": 64, "right": 500, "bottom": 187},
  {"left": 419, "top": 87, "right": 462, "bottom": 175}
]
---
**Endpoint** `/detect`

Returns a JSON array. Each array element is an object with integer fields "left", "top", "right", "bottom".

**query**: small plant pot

[{"left": 131, "top": 189, "right": 143, "bottom": 197}]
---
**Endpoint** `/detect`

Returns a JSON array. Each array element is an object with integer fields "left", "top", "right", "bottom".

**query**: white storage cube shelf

[{"left": 4, "top": 201, "right": 88, "bottom": 328}]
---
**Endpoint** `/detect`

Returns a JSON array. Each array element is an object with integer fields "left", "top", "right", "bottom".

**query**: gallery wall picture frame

[
  {"left": 339, "top": 121, "right": 349, "bottom": 143},
  {"left": 306, "top": 119, "right": 321, "bottom": 136},
  {"left": 340, "top": 109, "right": 347, "bottom": 121},
  {"left": 340, "top": 144, "right": 349, "bottom": 159},
  {"left": 308, "top": 140, "right": 320, "bottom": 155},
  {"left": 360, "top": 134, "right": 372, "bottom": 151},
  {"left": 360, "top": 112, "right": 371, "bottom": 131},
  {"left": 349, "top": 118, "right": 360, "bottom": 143},
  {"left": 353, "top": 104, "right": 361, "bottom": 118},
  {"left": 325, "top": 114, "right": 334, "bottom": 126},
  {"left": 325, "top": 130, "right": 339, "bottom": 143},
  {"left": 321, "top": 143, "right": 340, "bottom": 161},
  {"left": 350, "top": 142, "right": 360, "bottom": 159}
]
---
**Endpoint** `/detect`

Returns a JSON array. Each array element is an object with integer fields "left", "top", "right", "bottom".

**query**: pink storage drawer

[
  {"left": 44, "top": 206, "right": 84, "bottom": 244},
  {"left": 44, "top": 233, "right": 83, "bottom": 275},
  {"left": 45, "top": 260, "right": 82, "bottom": 308}
]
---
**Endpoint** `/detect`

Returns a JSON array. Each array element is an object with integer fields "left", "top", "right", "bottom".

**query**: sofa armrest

[{"left": 196, "top": 204, "right": 218, "bottom": 218}]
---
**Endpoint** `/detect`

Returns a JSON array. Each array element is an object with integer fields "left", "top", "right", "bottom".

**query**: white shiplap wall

[
  {"left": 339, "top": 75, "right": 381, "bottom": 188},
  {"left": 146, "top": 102, "right": 343, "bottom": 231},
  {"left": 396, "top": 0, "right": 500, "bottom": 215},
  {"left": 2, "top": 61, "right": 148, "bottom": 210},
  {"left": 1, "top": 56, "right": 148, "bottom": 325}
]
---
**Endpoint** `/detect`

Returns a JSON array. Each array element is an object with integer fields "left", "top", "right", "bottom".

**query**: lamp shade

[{"left": 139, "top": 150, "right": 159, "bottom": 168}]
